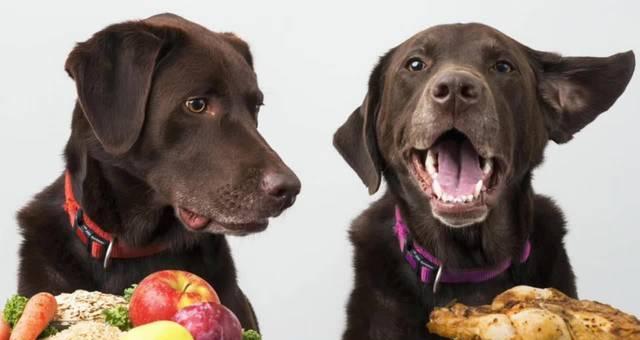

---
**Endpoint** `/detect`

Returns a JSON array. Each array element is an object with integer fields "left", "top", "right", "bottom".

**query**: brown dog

[
  {"left": 17, "top": 13, "right": 300, "bottom": 330},
  {"left": 334, "top": 23, "right": 634, "bottom": 339}
]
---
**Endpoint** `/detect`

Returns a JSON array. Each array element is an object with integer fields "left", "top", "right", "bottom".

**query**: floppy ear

[
  {"left": 533, "top": 49, "right": 635, "bottom": 143},
  {"left": 65, "top": 22, "right": 178, "bottom": 155},
  {"left": 333, "top": 49, "right": 395, "bottom": 194},
  {"left": 333, "top": 96, "right": 381, "bottom": 194}
]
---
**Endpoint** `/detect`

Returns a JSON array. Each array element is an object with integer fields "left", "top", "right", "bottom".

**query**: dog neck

[
  {"left": 394, "top": 176, "right": 534, "bottom": 270},
  {"left": 64, "top": 136, "right": 208, "bottom": 250}
]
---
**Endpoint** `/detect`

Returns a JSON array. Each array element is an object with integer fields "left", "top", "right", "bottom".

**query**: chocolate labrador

[
  {"left": 334, "top": 23, "right": 634, "bottom": 339},
  {"left": 16, "top": 13, "right": 300, "bottom": 330}
]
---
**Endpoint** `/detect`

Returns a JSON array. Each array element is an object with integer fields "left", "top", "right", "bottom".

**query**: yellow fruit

[{"left": 121, "top": 320, "right": 193, "bottom": 340}]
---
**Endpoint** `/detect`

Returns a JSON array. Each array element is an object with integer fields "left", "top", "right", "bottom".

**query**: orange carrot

[
  {"left": 9, "top": 293, "right": 57, "bottom": 340},
  {"left": 0, "top": 315, "right": 10, "bottom": 340}
]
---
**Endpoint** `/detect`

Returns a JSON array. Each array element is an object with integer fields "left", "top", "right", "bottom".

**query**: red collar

[{"left": 63, "top": 171, "right": 168, "bottom": 268}]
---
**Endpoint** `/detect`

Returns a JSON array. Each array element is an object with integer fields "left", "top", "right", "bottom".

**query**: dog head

[
  {"left": 65, "top": 13, "right": 300, "bottom": 235},
  {"left": 335, "top": 23, "right": 634, "bottom": 228}
]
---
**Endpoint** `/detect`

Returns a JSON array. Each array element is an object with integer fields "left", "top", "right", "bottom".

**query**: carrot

[
  {"left": 9, "top": 293, "right": 57, "bottom": 340},
  {"left": 0, "top": 315, "right": 10, "bottom": 340}
]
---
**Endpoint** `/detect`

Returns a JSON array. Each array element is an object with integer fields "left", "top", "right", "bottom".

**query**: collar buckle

[
  {"left": 403, "top": 240, "right": 442, "bottom": 288},
  {"left": 73, "top": 209, "right": 111, "bottom": 264},
  {"left": 406, "top": 246, "right": 439, "bottom": 272}
]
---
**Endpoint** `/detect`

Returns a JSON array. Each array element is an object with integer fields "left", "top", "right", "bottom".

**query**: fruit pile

[
  {"left": 1, "top": 270, "right": 261, "bottom": 340},
  {"left": 124, "top": 270, "right": 257, "bottom": 340}
]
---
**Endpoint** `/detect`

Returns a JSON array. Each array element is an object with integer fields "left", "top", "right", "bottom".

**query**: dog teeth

[
  {"left": 436, "top": 191, "right": 480, "bottom": 204},
  {"left": 425, "top": 150, "right": 437, "bottom": 177},
  {"left": 432, "top": 179, "right": 443, "bottom": 198},
  {"left": 482, "top": 158, "right": 493, "bottom": 175},
  {"left": 474, "top": 180, "right": 483, "bottom": 197}
]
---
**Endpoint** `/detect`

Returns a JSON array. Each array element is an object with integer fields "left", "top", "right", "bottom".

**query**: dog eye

[
  {"left": 185, "top": 98, "right": 207, "bottom": 113},
  {"left": 493, "top": 60, "right": 514, "bottom": 73},
  {"left": 406, "top": 58, "right": 427, "bottom": 72}
]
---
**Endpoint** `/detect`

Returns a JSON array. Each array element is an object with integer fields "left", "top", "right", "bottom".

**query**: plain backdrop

[{"left": 0, "top": 0, "right": 638, "bottom": 338}]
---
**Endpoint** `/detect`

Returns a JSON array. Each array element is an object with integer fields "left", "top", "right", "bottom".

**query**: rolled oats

[
  {"left": 43, "top": 321, "right": 122, "bottom": 340},
  {"left": 54, "top": 290, "right": 127, "bottom": 326}
]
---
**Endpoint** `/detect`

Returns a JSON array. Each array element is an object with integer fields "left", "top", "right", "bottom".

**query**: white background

[{"left": 0, "top": 1, "right": 638, "bottom": 339}]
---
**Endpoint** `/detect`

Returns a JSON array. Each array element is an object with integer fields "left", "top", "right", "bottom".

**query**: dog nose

[
  {"left": 431, "top": 70, "right": 483, "bottom": 111},
  {"left": 261, "top": 170, "right": 301, "bottom": 208}
]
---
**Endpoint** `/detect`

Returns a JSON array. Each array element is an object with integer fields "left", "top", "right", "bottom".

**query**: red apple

[
  {"left": 129, "top": 270, "right": 220, "bottom": 326},
  {"left": 172, "top": 303, "right": 242, "bottom": 340}
]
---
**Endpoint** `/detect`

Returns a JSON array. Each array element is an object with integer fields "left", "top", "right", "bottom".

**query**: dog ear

[
  {"left": 333, "top": 97, "right": 381, "bottom": 194},
  {"left": 65, "top": 22, "right": 179, "bottom": 155},
  {"left": 533, "top": 49, "right": 635, "bottom": 143},
  {"left": 222, "top": 33, "right": 253, "bottom": 68},
  {"left": 333, "top": 49, "right": 395, "bottom": 194}
]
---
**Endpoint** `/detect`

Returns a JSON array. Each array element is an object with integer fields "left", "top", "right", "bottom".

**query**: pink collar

[{"left": 394, "top": 207, "right": 531, "bottom": 292}]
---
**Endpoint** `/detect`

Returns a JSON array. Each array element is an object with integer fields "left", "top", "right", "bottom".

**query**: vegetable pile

[{"left": 2, "top": 293, "right": 58, "bottom": 340}]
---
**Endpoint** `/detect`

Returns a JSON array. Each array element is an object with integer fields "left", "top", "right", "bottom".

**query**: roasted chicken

[{"left": 428, "top": 285, "right": 640, "bottom": 340}]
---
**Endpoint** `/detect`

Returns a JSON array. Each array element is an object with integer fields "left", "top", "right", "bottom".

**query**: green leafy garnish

[
  {"left": 103, "top": 305, "right": 132, "bottom": 331},
  {"left": 103, "top": 284, "right": 136, "bottom": 331},
  {"left": 123, "top": 284, "right": 137, "bottom": 303},
  {"left": 3, "top": 295, "right": 58, "bottom": 338},
  {"left": 40, "top": 326, "right": 59, "bottom": 338},
  {"left": 243, "top": 329, "right": 262, "bottom": 340},
  {"left": 3, "top": 294, "right": 28, "bottom": 327}
]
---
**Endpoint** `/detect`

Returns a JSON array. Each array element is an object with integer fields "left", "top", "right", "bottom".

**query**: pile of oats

[
  {"left": 43, "top": 321, "right": 122, "bottom": 340},
  {"left": 53, "top": 290, "right": 127, "bottom": 326}
]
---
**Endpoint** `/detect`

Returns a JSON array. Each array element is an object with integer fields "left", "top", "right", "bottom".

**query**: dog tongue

[
  {"left": 435, "top": 138, "right": 483, "bottom": 197},
  {"left": 179, "top": 208, "right": 211, "bottom": 230}
]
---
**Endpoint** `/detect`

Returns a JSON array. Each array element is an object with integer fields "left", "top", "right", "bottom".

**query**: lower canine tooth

[
  {"left": 474, "top": 180, "right": 483, "bottom": 197},
  {"left": 432, "top": 179, "right": 443, "bottom": 198}
]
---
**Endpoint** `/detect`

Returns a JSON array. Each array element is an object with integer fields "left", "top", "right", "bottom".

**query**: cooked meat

[{"left": 428, "top": 286, "right": 640, "bottom": 340}]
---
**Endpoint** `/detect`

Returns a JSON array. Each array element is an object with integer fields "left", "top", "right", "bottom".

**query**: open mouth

[
  {"left": 409, "top": 130, "right": 503, "bottom": 226},
  {"left": 176, "top": 207, "right": 268, "bottom": 234}
]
